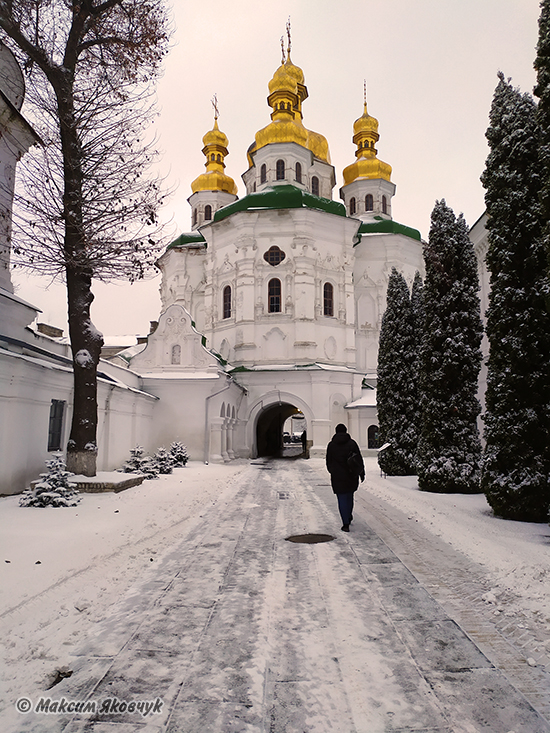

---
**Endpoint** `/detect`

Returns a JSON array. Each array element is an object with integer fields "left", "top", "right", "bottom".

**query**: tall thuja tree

[
  {"left": 417, "top": 200, "right": 483, "bottom": 493},
  {"left": 377, "top": 267, "right": 417, "bottom": 475},
  {"left": 410, "top": 270, "right": 424, "bottom": 450},
  {"left": 480, "top": 74, "right": 550, "bottom": 521},
  {"left": 534, "top": 0, "right": 550, "bottom": 298},
  {"left": 0, "top": 1, "right": 169, "bottom": 476}
]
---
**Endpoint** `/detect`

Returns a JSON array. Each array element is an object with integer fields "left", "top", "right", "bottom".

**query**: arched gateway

[{"left": 256, "top": 402, "right": 304, "bottom": 457}]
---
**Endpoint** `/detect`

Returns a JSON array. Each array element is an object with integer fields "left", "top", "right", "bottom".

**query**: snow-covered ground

[{"left": 0, "top": 456, "right": 549, "bottom": 719}]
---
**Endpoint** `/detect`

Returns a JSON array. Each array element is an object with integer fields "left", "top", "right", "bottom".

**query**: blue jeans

[{"left": 337, "top": 492, "right": 354, "bottom": 526}]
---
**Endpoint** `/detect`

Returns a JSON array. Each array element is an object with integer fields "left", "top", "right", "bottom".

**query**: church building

[{"left": 125, "top": 41, "right": 424, "bottom": 461}]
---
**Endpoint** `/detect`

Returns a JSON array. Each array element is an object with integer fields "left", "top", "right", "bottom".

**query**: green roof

[
  {"left": 166, "top": 232, "right": 206, "bottom": 250},
  {"left": 214, "top": 185, "right": 346, "bottom": 222},
  {"left": 357, "top": 217, "right": 421, "bottom": 242}
]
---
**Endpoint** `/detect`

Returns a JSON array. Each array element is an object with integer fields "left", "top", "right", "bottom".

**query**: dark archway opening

[{"left": 256, "top": 403, "right": 307, "bottom": 458}]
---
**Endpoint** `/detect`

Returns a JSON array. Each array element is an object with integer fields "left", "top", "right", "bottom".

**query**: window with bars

[
  {"left": 260, "top": 164, "right": 267, "bottom": 183},
  {"left": 295, "top": 162, "right": 302, "bottom": 183},
  {"left": 263, "top": 246, "right": 286, "bottom": 266},
  {"left": 204, "top": 204, "right": 212, "bottom": 221},
  {"left": 323, "top": 282, "right": 334, "bottom": 316},
  {"left": 382, "top": 196, "right": 387, "bottom": 215},
  {"left": 349, "top": 197, "right": 356, "bottom": 215},
  {"left": 48, "top": 399, "right": 65, "bottom": 452},
  {"left": 276, "top": 159, "right": 285, "bottom": 180},
  {"left": 365, "top": 193, "right": 374, "bottom": 211},
  {"left": 311, "top": 176, "right": 319, "bottom": 196},
  {"left": 223, "top": 285, "right": 232, "bottom": 319},
  {"left": 268, "top": 278, "right": 281, "bottom": 313}
]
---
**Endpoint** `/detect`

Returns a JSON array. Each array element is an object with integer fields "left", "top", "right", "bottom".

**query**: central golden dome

[{"left": 248, "top": 50, "right": 330, "bottom": 166}]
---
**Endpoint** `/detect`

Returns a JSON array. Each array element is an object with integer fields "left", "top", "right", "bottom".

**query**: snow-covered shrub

[
  {"left": 19, "top": 453, "right": 80, "bottom": 508},
  {"left": 169, "top": 441, "right": 189, "bottom": 467},
  {"left": 120, "top": 446, "right": 159, "bottom": 480},
  {"left": 153, "top": 446, "right": 173, "bottom": 474}
]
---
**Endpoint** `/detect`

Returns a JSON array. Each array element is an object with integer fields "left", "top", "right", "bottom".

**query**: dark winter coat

[{"left": 326, "top": 432, "right": 365, "bottom": 494}]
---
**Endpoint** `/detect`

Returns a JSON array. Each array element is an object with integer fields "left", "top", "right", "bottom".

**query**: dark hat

[{"left": 335, "top": 423, "right": 347, "bottom": 433}]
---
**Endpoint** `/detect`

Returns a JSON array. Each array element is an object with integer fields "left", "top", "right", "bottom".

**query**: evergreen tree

[
  {"left": 410, "top": 270, "right": 424, "bottom": 449},
  {"left": 154, "top": 447, "right": 173, "bottom": 474},
  {"left": 377, "top": 267, "right": 418, "bottom": 475},
  {"left": 417, "top": 200, "right": 483, "bottom": 494},
  {"left": 480, "top": 74, "right": 550, "bottom": 521},
  {"left": 170, "top": 442, "right": 189, "bottom": 467},
  {"left": 535, "top": 1, "right": 550, "bottom": 234},
  {"left": 121, "top": 446, "right": 159, "bottom": 480},
  {"left": 19, "top": 454, "right": 80, "bottom": 508}
]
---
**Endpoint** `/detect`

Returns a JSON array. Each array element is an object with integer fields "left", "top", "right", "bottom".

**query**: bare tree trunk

[
  {"left": 57, "top": 83, "right": 103, "bottom": 476},
  {"left": 65, "top": 268, "right": 103, "bottom": 475}
]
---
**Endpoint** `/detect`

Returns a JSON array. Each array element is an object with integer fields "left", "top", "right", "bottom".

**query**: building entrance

[{"left": 256, "top": 403, "right": 307, "bottom": 457}]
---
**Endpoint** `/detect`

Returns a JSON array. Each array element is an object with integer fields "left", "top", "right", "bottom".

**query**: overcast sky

[{"left": 12, "top": 0, "right": 542, "bottom": 338}]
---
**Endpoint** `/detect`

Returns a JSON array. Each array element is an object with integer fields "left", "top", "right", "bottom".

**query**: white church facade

[
  {"left": 0, "top": 39, "right": 442, "bottom": 493},
  {"left": 124, "top": 46, "right": 425, "bottom": 462}
]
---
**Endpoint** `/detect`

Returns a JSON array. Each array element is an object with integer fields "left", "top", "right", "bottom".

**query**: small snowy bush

[
  {"left": 120, "top": 446, "right": 159, "bottom": 480},
  {"left": 19, "top": 453, "right": 80, "bottom": 508},
  {"left": 169, "top": 441, "right": 189, "bottom": 467},
  {"left": 154, "top": 446, "right": 173, "bottom": 474}
]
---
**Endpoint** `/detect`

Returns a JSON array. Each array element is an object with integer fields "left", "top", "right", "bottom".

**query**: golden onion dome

[
  {"left": 353, "top": 103, "right": 379, "bottom": 137},
  {"left": 202, "top": 119, "right": 229, "bottom": 148},
  {"left": 342, "top": 100, "right": 391, "bottom": 185},
  {"left": 268, "top": 63, "right": 298, "bottom": 95},
  {"left": 251, "top": 50, "right": 330, "bottom": 165},
  {"left": 190, "top": 116, "right": 237, "bottom": 195}
]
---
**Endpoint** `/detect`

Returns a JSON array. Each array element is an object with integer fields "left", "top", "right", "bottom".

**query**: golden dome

[
  {"left": 342, "top": 101, "right": 391, "bottom": 185},
  {"left": 249, "top": 52, "right": 330, "bottom": 166},
  {"left": 191, "top": 117, "right": 237, "bottom": 195},
  {"left": 202, "top": 119, "right": 229, "bottom": 148},
  {"left": 353, "top": 103, "right": 379, "bottom": 137}
]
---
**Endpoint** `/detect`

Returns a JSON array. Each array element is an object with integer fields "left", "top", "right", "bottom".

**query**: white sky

[{"left": 11, "top": 0, "right": 541, "bottom": 338}]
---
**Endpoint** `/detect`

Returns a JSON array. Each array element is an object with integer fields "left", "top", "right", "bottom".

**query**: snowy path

[{"left": 2, "top": 458, "right": 550, "bottom": 732}]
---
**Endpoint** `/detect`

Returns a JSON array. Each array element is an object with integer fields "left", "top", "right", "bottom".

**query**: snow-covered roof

[{"left": 345, "top": 389, "right": 377, "bottom": 408}]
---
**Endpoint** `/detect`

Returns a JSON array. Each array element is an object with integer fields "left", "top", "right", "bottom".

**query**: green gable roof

[
  {"left": 166, "top": 231, "right": 206, "bottom": 250},
  {"left": 357, "top": 217, "right": 421, "bottom": 242},
  {"left": 214, "top": 185, "right": 346, "bottom": 222}
]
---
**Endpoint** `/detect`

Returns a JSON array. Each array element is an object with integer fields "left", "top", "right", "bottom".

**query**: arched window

[
  {"left": 223, "top": 285, "right": 232, "bottom": 319},
  {"left": 323, "top": 282, "right": 334, "bottom": 317},
  {"left": 192, "top": 208, "right": 197, "bottom": 226},
  {"left": 349, "top": 197, "right": 356, "bottom": 215},
  {"left": 261, "top": 164, "right": 267, "bottom": 184},
  {"left": 368, "top": 424, "right": 381, "bottom": 449},
  {"left": 268, "top": 278, "right": 281, "bottom": 313},
  {"left": 295, "top": 162, "right": 302, "bottom": 184},
  {"left": 311, "top": 176, "right": 319, "bottom": 196},
  {"left": 204, "top": 204, "right": 212, "bottom": 221},
  {"left": 382, "top": 195, "right": 388, "bottom": 215},
  {"left": 171, "top": 344, "right": 181, "bottom": 365},
  {"left": 276, "top": 159, "right": 285, "bottom": 180},
  {"left": 365, "top": 193, "right": 374, "bottom": 211},
  {"left": 217, "top": 154, "right": 221, "bottom": 162}
]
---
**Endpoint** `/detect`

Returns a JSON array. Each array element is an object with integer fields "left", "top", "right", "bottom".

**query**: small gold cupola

[
  {"left": 191, "top": 98, "right": 238, "bottom": 196},
  {"left": 342, "top": 86, "right": 392, "bottom": 186}
]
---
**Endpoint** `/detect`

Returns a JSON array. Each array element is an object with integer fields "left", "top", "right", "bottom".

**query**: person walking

[{"left": 326, "top": 424, "right": 365, "bottom": 532}]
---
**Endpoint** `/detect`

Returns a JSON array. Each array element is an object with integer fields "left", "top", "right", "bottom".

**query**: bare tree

[{"left": 0, "top": 0, "right": 170, "bottom": 475}]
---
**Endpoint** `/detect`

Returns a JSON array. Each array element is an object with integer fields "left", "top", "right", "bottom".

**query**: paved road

[{"left": 12, "top": 459, "right": 550, "bottom": 732}]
